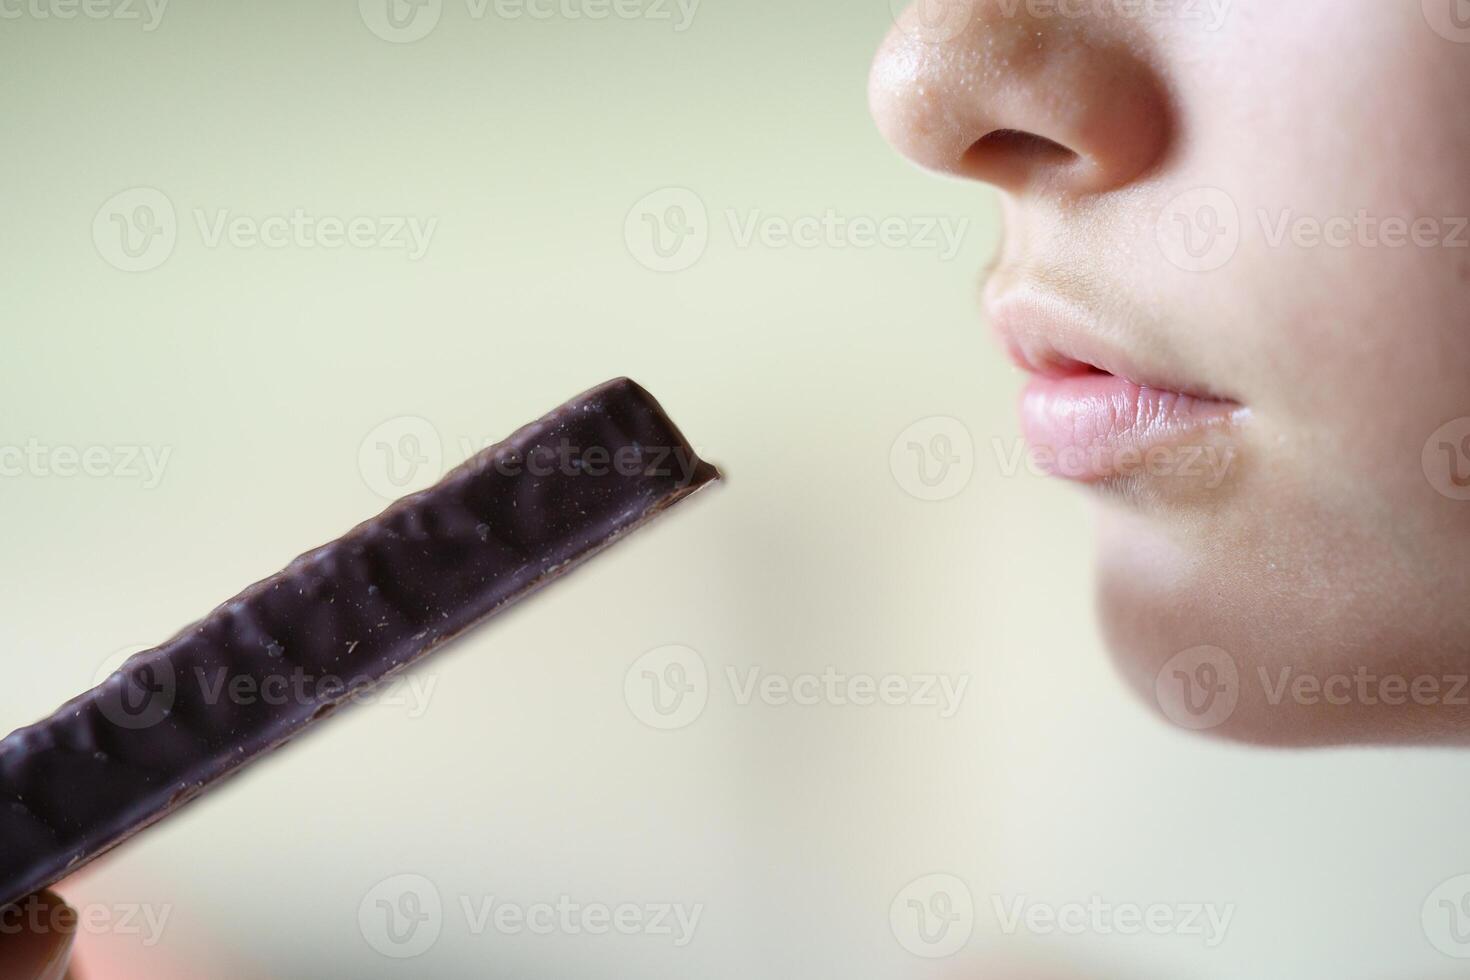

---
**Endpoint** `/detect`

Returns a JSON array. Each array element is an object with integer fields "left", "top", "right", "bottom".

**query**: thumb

[{"left": 0, "top": 891, "right": 78, "bottom": 980}]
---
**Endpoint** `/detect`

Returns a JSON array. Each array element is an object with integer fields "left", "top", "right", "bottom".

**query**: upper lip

[{"left": 984, "top": 278, "right": 1239, "bottom": 405}]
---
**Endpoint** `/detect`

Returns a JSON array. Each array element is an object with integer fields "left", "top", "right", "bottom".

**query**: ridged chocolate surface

[{"left": 0, "top": 378, "right": 717, "bottom": 909}]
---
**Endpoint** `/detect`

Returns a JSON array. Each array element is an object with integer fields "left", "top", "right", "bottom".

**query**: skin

[
  {"left": 870, "top": 0, "right": 1470, "bottom": 745},
  {"left": 2, "top": 6, "right": 1464, "bottom": 975},
  {"left": 0, "top": 892, "right": 76, "bottom": 980}
]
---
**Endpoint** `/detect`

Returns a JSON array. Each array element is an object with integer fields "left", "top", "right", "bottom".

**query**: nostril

[
  {"left": 961, "top": 129, "right": 1079, "bottom": 187},
  {"left": 970, "top": 129, "right": 1078, "bottom": 161}
]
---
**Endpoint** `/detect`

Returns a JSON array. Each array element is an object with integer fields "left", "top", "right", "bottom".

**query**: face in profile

[{"left": 870, "top": 0, "right": 1470, "bottom": 745}]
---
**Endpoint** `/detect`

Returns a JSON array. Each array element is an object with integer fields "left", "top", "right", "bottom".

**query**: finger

[{"left": 0, "top": 890, "right": 78, "bottom": 980}]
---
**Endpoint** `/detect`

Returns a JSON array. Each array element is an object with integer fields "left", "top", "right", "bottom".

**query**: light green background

[{"left": 2, "top": 1, "right": 1468, "bottom": 977}]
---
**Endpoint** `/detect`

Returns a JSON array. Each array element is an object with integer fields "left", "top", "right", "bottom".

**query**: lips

[{"left": 989, "top": 287, "right": 1246, "bottom": 485}]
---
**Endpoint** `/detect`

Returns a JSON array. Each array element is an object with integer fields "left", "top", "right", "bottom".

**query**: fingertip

[{"left": 0, "top": 890, "right": 79, "bottom": 980}]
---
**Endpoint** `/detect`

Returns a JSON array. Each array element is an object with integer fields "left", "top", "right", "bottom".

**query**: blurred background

[{"left": 3, "top": 1, "right": 1470, "bottom": 977}]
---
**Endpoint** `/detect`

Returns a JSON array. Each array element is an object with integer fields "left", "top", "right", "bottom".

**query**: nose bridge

[{"left": 870, "top": 1, "right": 1170, "bottom": 196}]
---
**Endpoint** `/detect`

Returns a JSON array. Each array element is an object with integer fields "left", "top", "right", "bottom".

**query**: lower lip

[{"left": 1020, "top": 372, "right": 1242, "bottom": 483}]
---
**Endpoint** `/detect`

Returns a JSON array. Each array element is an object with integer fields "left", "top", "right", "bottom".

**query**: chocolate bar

[{"left": 0, "top": 378, "right": 718, "bottom": 910}]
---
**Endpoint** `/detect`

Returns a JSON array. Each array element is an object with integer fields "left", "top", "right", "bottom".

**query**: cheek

[
  {"left": 1085, "top": 6, "right": 1470, "bottom": 746},
  {"left": 1094, "top": 451, "right": 1470, "bottom": 746},
  {"left": 1145, "top": 2, "right": 1470, "bottom": 415}
]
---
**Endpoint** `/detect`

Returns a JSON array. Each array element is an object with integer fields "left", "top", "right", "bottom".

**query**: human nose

[{"left": 868, "top": 1, "right": 1172, "bottom": 197}]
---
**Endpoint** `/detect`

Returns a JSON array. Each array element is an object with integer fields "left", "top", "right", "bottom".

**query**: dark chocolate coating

[{"left": 0, "top": 378, "right": 717, "bottom": 909}]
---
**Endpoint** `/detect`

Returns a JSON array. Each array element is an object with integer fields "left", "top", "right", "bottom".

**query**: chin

[{"left": 1092, "top": 505, "right": 1470, "bottom": 749}]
